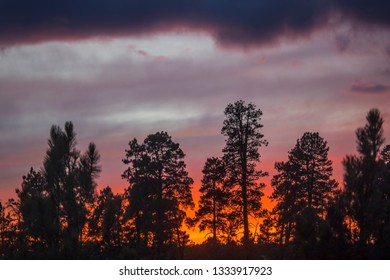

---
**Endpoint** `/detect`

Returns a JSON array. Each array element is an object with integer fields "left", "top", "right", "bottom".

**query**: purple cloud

[{"left": 351, "top": 83, "right": 390, "bottom": 94}]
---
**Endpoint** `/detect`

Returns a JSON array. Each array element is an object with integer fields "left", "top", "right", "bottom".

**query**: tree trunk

[
  {"left": 212, "top": 181, "right": 217, "bottom": 244},
  {"left": 242, "top": 171, "right": 249, "bottom": 246},
  {"left": 279, "top": 220, "right": 285, "bottom": 245}
]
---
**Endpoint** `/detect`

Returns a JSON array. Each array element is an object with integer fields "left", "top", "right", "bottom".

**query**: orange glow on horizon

[
  {"left": 0, "top": 149, "right": 344, "bottom": 245},
  {"left": 96, "top": 152, "right": 345, "bottom": 244}
]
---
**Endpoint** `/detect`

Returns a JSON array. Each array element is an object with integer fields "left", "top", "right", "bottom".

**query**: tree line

[{"left": 0, "top": 101, "right": 389, "bottom": 259}]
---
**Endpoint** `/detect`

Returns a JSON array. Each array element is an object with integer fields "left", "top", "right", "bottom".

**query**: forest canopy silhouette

[{"left": 0, "top": 101, "right": 389, "bottom": 259}]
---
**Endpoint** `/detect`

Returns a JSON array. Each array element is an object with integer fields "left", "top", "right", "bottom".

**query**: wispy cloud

[{"left": 351, "top": 83, "right": 390, "bottom": 94}]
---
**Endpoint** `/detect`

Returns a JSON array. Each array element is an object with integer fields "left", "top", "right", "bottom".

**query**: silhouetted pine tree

[
  {"left": 122, "top": 131, "right": 194, "bottom": 258},
  {"left": 271, "top": 132, "right": 338, "bottom": 258},
  {"left": 318, "top": 189, "right": 351, "bottom": 259},
  {"left": 343, "top": 108, "right": 390, "bottom": 258},
  {"left": 75, "top": 143, "right": 101, "bottom": 246},
  {"left": 221, "top": 100, "right": 268, "bottom": 247},
  {"left": 43, "top": 122, "right": 101, "bottom": 257},
  {"left": 271, "top": 160, "right": 302, "bottom": 247},
  {"left": 194, "top": 157, "right": 230, "bottom": 244},
  {"left": 16, "top": 167, "right": 52, "bottom": 256},
  {"left": 373, "top": 144, "right": 390, "bottom": 258},
  {"left": 13, "top": 122, "right": 101, "bottom": 258},
  {"left": 88, "top": 186, "right": 123, "bottom": 257}
]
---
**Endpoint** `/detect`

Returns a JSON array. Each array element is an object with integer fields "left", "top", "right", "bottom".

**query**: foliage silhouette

[
  {"left": 193, "top": 157, "right": 231, "bottom": 244},
  {"left": 88, "top": 186, "right": 123, "bottom": 257},
  {"left": 122, "top": 131, "right": 194, "bottom": 259},
  {"left": 270, "top": 132, "right": 338, "bottom": 258},
  {"left": 258, "top": 210, "right": 278, "bottom": 245},
  {"left": 11, "top": 122, "right": 101, "bottom": 258},
  {"left": 1, "top": 106, "right": 390, "bottom": 260},
  {"left": 221, "top": 100, "right": 268, "bottom": 247},
  {"left": 342, "top": 108, "right": 390, "bottom": 258}
]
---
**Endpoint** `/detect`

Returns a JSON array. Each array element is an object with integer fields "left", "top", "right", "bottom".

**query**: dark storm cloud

[
  {"left": 0, "top": 0, "right": 330, "bottom": 47},
  {"left": 334, "top": 0, "right": 390, "bottom": 27},
  {"left": 351, "top": 83, "right": 390, "bottom": 94},
  {"left": 1, "top": 0, "right": 390, "bottom": 47}
]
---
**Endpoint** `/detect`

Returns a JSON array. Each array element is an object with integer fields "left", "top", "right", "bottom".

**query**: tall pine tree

[
  {"left": 343, "top": 108, "right": 389, "bottom": 257},
  {"left": 221, "top": 100, "right": 268, "bottom": 246},
  {"left": 16, "top": 122, "right": 101, "bottom": 257}
]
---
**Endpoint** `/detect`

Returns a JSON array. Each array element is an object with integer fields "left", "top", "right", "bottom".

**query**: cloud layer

[
  {"left": 1, "top": 31, "right": 390, "bottom": 202},
  {"left": 1, "top": 0, "right": 390, "bottom": 47}
]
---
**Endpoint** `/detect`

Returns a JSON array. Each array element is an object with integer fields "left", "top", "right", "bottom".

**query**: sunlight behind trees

[{"left": 0, "top": 104, "right": 389, "bottom": 259}]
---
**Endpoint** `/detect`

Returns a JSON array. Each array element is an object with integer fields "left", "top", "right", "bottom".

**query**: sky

[{"left": 1, "top": 0, "right": 390, "bottom": 242}]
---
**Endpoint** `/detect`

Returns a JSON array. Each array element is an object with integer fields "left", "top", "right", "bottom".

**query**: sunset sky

[{"left": 1, "top": 1, "right": 390, "bottom": 242}]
